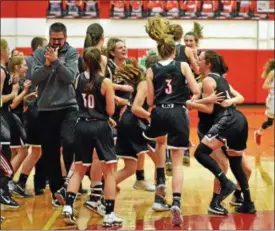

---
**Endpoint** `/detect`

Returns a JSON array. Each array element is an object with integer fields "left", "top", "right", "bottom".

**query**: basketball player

[
  {"left": 187, "top": 50, "right": 256, "bottom": 214},
  {"left": 7, "top": 56, "right": 34, "bottom": 197},
  {"left": 254, "top": 59, "right": 274, "bottom": 145},
  {"left": 0, "top": 39, "right": 19, "bottom": 210},
  {"left": 184, "top": 22, "right": 204, "bottom": 64},
  {"left": 106, "top": 38, "right": 155, "bottom": 192},
  {"left": 192, "top": 78, "right": 252, "bottom": 214},
  {"left": 25, "top": 37, "right": 48, "bottom": 196},
  {"left": 55, "top": 23, "right": 107, "bottom": 211},
  {"left": 169, "top": 23, "right": 200, "bottom": 167},
  {"left": 61, "top": 47, "right": 122, "bottom": 227},
  {"left": 143, "top": 17, "right": 200, "bottom": 226},
  {"left": 114, "top": 61, "right": 157, "bottom": 190}
]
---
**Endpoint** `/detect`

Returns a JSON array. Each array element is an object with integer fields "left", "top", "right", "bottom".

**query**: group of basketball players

[{"left": 1, "top": 16, "right": 274, "bottom": 227}]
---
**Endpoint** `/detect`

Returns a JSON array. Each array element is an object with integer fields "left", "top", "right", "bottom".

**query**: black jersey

[
  {"left": 106, "top": 59, "right": 132, "bottom": 121},
  {"left": 106, "top": 59, "right": 131, "bottom": 99},
  {"left": 106, "top": 59, "right": 131, "bottom": 100},
  {"left": 75, "top": 72, "right": 109, "bottom": 121},
  {"left": 208, "top": 73, "right": 236, "bottom": 120},
  {"left": 151, "top": 60, "right": 189, "bottom": 105},
  {"left": 1, "top": 66, "right": 13, "bottom": 110},
  {"left": 11, "top": 79, "right": 25, "bottom": 119},
  {"left": 175, "top": 44, "right": 190, "bottom": 64}
]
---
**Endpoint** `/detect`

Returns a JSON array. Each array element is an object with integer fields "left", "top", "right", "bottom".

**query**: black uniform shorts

[
  {"left": 205, "top": 110, "right": 248, "bottom": 152},
  {"left": 143, "top": 105, "right": 190, "bottom": 149},
  {"left": 74, "top": 118, "right": 117, "bottom": 165},
  {"left": 116, "top": 110, "right": 149, "bottom": 160}
]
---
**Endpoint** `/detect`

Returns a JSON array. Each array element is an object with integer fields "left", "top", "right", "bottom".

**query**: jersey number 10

[{"left": 82, "top": 93, "right": 95, "bottom": 109}]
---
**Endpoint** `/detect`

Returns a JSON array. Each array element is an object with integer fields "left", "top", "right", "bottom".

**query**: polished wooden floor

[{"left": 1, "top": 106, "right": 274, "bottom": 230}]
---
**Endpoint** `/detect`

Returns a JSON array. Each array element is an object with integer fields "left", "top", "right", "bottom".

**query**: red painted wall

[{"left": 16, "top": 47, "right": 274, "bottom": 104}]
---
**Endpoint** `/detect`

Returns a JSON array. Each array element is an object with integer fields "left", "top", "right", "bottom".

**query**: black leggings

[{"left": 261, "top": 117, "right": 273, "bottom": 130}]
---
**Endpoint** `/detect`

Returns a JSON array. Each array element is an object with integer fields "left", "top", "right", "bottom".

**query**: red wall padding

[{"left": 16, "top": 47, "right": 274, "bottom": 104}]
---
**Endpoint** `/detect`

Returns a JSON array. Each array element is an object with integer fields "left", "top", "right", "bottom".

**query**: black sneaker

[
  {"left": 54, "top": 187, "right": 66, "bottom": 205},
  {"left": 236, "top": 201, "right": 256, "bottom": 214},
  {"left": 35, "top": 188, "right": 45, "bottom": 196},
  {"left": 62, "top": 205, "right": 76, "bottom": 225},
  {"left": 13, "top": 183, "right": 34, "bottom": 198},
  {"left": 8, "top": 181, "right": 16, "bottom": 193},
  {"left": 220, "top": 180, "right": 237, "bottom": 202},
  {"left": 52, "top": 195, "right": 62, "bottom": 208},
  {"left": 0, "top": 192, "right": 19, "bottom": 209},
  {"left": 208, "top": 200, "right": 228, "bottom": 215},
  {"left": 183, "top": 149, "right": 190, "bottom": 167},
  {"left": 230, "top": 194, "right": 244, "bottom": 206}
]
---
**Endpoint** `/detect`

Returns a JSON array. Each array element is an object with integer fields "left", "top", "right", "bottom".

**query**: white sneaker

[
  {"left": 171, "top": 205, "right": 183, "bottom": 226},
  {"left": 102, "top": 212, "right": 123, "bottom": 227},
  {"left": 152, "top": 195, "right": 170, "bottom": 212},
  {"left": 133, "top": 180, "right": 156, "bottom": 192},
  {"left": 97, "top": 201, "right": 106, "bottom": 217},
  {"left": 62, "top": 205, "right": 76, "bottom": 225}
]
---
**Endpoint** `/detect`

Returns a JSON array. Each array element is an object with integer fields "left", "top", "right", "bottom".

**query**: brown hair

[
  {"left": 169, "top": 24, "right": 183, "bottom": 41},
  {"left": 106, "top": 37, "right": 124, "bottom": 59},
  {"left": 31, "top": 37, "right": 47, "bottom": 51},
  {"left": 204, "top": 50, "right": 228, "bottom": 75},
  {"left": 262, "top": 59, "right": 275, "bottom": 79},
  {"left": 8, "top": 56, "right": 25, "bottom": 73},
  {"left": 84, "top": 23, "right": 104, "bottom": 49},
  {"left": 145, "top": 55, "right": 160, "bottom": 69},
  {"left": 145, "top": 17, "right": 175, "bottom": 59},
  {"left": 0, "top": 39, "right": 8, "bottom": 51},
  {"left": 185, "top": 22, "right": 204, "bottom": 45},
  {"left": 114, "top": 59, "right": 145, "bottom": 87},
  {"left": 83, "top": 47, "right": 102, "bottom": 94}
]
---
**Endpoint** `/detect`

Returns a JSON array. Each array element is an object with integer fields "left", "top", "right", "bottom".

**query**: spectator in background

[
  {"left": 24, "top": 36, "right": 48, "bottom": 195},
  {"left": 25, "top": 37, "right": 48, "bottom": 80},
  {"left": 11, "top": 49, "right": 24, "bottom": 57},
  {"left": 30, "top": 22, "right": 79, "bottom": 205}
]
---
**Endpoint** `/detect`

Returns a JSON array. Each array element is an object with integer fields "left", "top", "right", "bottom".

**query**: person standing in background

[
  {"left": 254, "top": 59, "right": 274, "bottom": 145},
  {"left": 24, "top": 36, "right": 49, "bottom": 195},
  {"left": 30, "top": 22, "right": 79, "bottom": 206}
]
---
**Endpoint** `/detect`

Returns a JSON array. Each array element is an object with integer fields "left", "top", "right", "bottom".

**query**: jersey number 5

[
  {"left": 165, "top": 79, "right": 172, "bottom": 94},
  {"left": 82, "top": 93, "right": 95, "bottom": 109}
]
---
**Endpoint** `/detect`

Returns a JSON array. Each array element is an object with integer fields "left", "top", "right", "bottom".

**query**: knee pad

[
  {"left": 194, "top": 143, "right": 213, "bottom": 159},
  {"left": 262, "top": 118, "right": 274, "bottom": 129}
]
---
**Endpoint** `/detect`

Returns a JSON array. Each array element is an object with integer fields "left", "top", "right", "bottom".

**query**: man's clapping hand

[{"left": 44, "top": 47, "right": 58, "bottom": 65}]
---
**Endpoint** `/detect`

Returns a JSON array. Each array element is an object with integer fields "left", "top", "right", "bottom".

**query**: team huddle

[{"left": 0, "top": 17, "right": 274, "bottom": 227}]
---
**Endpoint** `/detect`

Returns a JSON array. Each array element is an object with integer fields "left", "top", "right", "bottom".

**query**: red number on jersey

[
  {"left": 165, "top": 79, "right": 172, "bottom": 94},
  {"left": 82, "top": 93, "right": 95, "bottom": 109}
]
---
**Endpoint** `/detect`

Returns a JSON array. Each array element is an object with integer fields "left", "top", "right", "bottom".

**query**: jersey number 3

[
  {"left": 165, "top": 79, "right": 172, "bottom": 94},
  {"left": 82, "top": 93, "right": 95, "bottom": 109}
]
